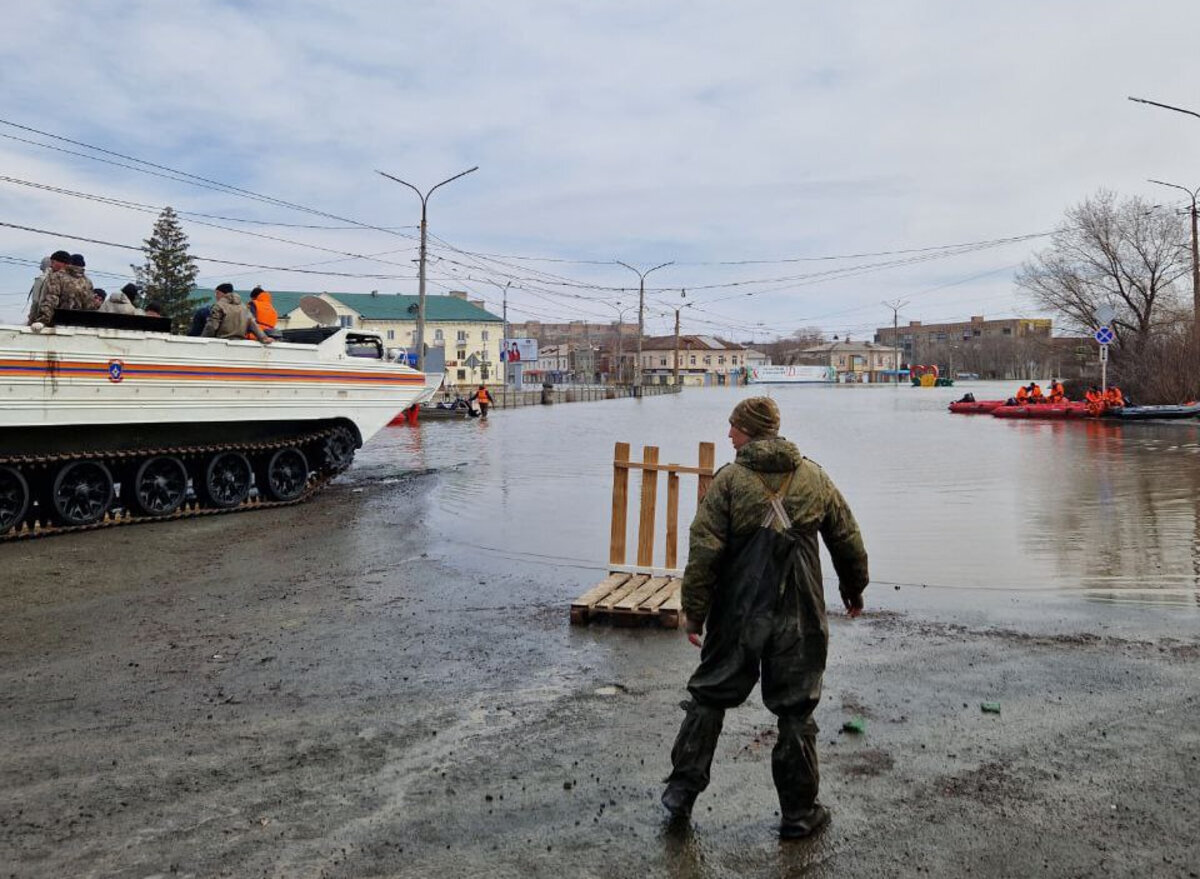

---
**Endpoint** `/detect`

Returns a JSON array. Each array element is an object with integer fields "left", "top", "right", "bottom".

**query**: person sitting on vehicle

[
  {"left": 99, "top": 287, "right": 137, "bottom": 315},
  {"left": 201, "top": 283, "right": 272, "bottom": 344},
  {"left": 30, "top": 250, "right": 96, "bottom": 328},
  {"left": 1028, "top": 382, "right": 1045, "bottom": 404},
  {"left": 247, "top": 286, "right": 279, "bottom": 338},
  {"left": 143, "top": 300, "right": 165, "bottom": 318},
  {"left": 1047, "top": 379, "right": 1065, "bottom": 404},
  {"left": 956, "top": 392, "right": 976, "bottom": 404},
  {"left": 1104, "top": 386, "right": 1126, "bottom": 409},
  {"left": 1015, "top": 385, "right": 1030, "bottom": 404}
]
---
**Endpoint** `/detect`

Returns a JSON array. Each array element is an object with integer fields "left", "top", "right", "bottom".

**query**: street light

[
  {"left": 1148, "top": 179, "right": 1200, "bottom": 341},
  {"left": 615, "top": 260, "right": 673, "bottom": 392},
  {"left": 376, "top": 166, "right": 479, "bottom": 371},
  {"left": 598, "top": 299, "right": 637, "bottom": 384},
  {"left": 1128, "top": 96, "right": 1200, "bottom": 121}
]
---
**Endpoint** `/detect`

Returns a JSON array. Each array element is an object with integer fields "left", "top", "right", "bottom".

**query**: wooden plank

[
  {"left": 614, "top": 576, "right": 670, "bottom": 612},
  {"left": 658, "top": 590, "right": 683, "bottom": 629},
  {"left": 609, "top": 442, "right": 630, "bottom": 567},
  {"left": 597, "top": 574, "right": 648, "bottom": 610},
  {"left": 570, "top": 573, "right": 631, "bottom": 610},
  {"left": 665, "top": 471, "right": 680, "bottom": 570},
  {"left": 569, "top": 573, "right": 631, "bottom": 625},
  {"left": 636, "top": 446, "right": 659, "bottom": 568},
  {"left": 614, "top": 462, "right": 713, "bottom": 476},
  {"left": 697, "top": 441, "right": 716, "bottom": 502},
  {"left": 640, "top": 578, "right": 681, "bottom": 612}
]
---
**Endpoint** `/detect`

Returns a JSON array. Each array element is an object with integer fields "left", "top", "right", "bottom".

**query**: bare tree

[{"left": 1016, "top": 190, "right": 1189, "bottom": 353}]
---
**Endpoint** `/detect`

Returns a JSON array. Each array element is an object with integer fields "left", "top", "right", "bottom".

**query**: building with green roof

[{"left": 194, "top": 288, "right": 504, "bottom": 386}]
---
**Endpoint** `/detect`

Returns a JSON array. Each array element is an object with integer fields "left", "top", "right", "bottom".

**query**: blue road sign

[{"left": 1094, "top": 326, "right": 1114, "bottom": 345}]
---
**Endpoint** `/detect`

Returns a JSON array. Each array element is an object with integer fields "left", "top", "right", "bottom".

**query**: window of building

[
  {"left": 435, "top": 329, "right": 444, "bottom": 342},
  {"left": 457, "top": 349, "right": 466, "bottom": 360},
  {"left": 481, "top": 330, "right": 489, "bottom": 341},
  {"left": 660, "top": 358, "right": 667, "bottom": 366},
  {"left": 731, "top": 356, "right": 738, "bottom": 365},
  {"left": 386, "top": 329, "right": 395, "bottom": 340},
  {"left": 457, "top": 369, "right": 466, "bottom": 380},
  {"left": 972, "top": 329, "right": 981, "bottom": 337},
  {"left": 481, "top": 350, "right": 490, "bottom": 362},
  {"left": 338, "top": 315, "right": 353, "bottom": 328},
  {"left": 718, "top": 355, "right": 725, "bottom": 365},
  {"left": 690, "top": 356, "right": 697, "bottom": 365},
  {"left": 457, "top": 329, "right": 467, "bottom": 342},
  {"left": 704, "top": 356, "right": 712, "bottom": 366},
  {"left": 481, "top": 366, "right": 490, "bottom": 380},
  {"left": 1002, "top": 328, "right": 1012, "bottom": 336}
]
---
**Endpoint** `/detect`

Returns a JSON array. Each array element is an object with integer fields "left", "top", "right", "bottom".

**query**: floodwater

[{"left": 355, "top": 380, "right": 1200, "bottom": 611}]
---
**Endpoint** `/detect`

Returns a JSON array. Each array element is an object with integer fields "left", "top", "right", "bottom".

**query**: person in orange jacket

[
  {"left": 1047, "top": 379, "right": 1065, "bottom": 403},
  {"left": 1104, "top": 386, "right": 1126, "bottom": 409},
  {"left": 474, "top": 383, "right": 496, "bottom": 418},
  {"left": 1015, "top": 385, "right": 1030, "bottom": 404},
  {"left": 1028, "top": 382, "right": 1045, "bottom": 404},
  {"left": 247, "top": 286, "right": 278, "bottom": 339}
]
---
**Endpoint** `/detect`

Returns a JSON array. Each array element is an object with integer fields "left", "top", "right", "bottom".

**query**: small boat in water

[
  {"left": 1105, "top": 402, "right": 1200, "bottom": 420},
  {"left": 948, "top": 399, "right": 1005, "bottom": 414},
  {"left": 991, "top": 402, "right": 1091, "bottom": 419}
]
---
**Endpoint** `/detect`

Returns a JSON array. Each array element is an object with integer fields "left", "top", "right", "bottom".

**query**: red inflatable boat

[
  {"left": 948, "top": 399, "right": 1005, "bottom": 414},
  {"left": 991, "top": 402, "right": 1092, "bottom": 419}
]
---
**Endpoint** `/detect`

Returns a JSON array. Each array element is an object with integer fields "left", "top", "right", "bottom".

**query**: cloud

[{"left": 1, "top": 0, "right": 1198, "bottom": 336}]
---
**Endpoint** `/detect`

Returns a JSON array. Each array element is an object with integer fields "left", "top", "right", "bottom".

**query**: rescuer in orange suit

[
  {"left": 1015, "top": 385, "right": 1030, "bottom": 404},
  {"left": 474, "top": 384, "right": 495, "bottom": 418},
  {"left": 1047, "top": 379, "right": 1065, "bottom": 403},
  {"left": 247, "top": 286, "right": 278, "bottom": 339},
  {"left": 1028, "top": 382, "right": 1045, "bottom": 404}
]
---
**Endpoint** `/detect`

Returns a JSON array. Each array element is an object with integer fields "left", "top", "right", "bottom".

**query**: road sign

[
  {"left": 1099, "top": 344, "right": 1108, "bottom": 363},
  {"left": 1094, "top": 305, "right": 1116, "bottom": 327},
  {"left": 465, "top": 353, "right": 481, "bottom": 369},
  {"left": 1094, "top": 326, "right": 1115, "bottom": 345}
]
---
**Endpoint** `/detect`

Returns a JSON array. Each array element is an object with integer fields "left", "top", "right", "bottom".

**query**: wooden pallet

[{"left": 570, "top": 572, "right": 683, "bottom": 628}]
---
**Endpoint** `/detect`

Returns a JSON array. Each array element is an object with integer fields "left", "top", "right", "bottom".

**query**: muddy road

[{"left": 2, "top": 475, "right": 1199, "bottom": 878}]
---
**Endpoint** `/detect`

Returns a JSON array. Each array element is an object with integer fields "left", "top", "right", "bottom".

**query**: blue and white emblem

[{"left": 107, "top": 360, "right": 125, "bottom": 382}]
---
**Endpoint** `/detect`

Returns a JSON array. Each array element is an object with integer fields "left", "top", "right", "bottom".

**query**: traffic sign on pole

[
  {"left": 1099, "top": 344, "right": 1108, "bottom": 362},
  {"left": 1094, "top": 326, "right": 1115, "bottom": 345}
]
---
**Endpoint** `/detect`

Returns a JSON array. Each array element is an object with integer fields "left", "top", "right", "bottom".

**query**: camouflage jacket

[
  {"left": 202, "top": 294, "right": 268, "bottom": 341},
  {"left": 681, "top": 436, "right": 869, "bottom": 623},
  {"left": 33, "top": 267, "right": 96, "bottom": 325}
]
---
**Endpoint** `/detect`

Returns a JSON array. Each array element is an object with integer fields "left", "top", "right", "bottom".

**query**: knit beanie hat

[{"left": 729, "top": 396, "right": 780, "bottom": 439}]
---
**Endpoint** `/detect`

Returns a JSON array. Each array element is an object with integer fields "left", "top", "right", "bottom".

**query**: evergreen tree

[{"left": 132, "top": 207, "right": 199, "bottom": 332}]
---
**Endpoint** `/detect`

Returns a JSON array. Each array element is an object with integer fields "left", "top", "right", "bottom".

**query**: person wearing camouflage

[
  {"left": 32, "top": 250, "right": 97, "bottom": 326},
  {"left": 662, "top": 396, "right": 869, "bottom": 839},
  {"left": 201, "top": 284, "right": 272, "bottom": 344}
]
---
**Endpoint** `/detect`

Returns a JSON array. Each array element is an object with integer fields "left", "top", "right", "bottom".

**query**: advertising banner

[{"left": 501, "top": 338, "right": 539, "bottom": 363}]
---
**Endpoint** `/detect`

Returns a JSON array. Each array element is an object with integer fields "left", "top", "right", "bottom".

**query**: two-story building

[
  {"left": 797, "top": 340, "right": 899, "bottom": 382},
  {"left": 639, "top": 335, "right": 749, "bottom": 386},
  {"left": 199, "top": 288, "right": 505, "bottom": 387}
]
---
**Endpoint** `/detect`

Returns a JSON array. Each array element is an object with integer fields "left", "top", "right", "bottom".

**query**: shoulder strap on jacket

[{"left": 752, "top": 469, "right": 795, "bottom": 531}]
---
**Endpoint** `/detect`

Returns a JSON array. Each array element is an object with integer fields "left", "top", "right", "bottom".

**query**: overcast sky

[{"left": 2, "top": 1, "right": 1198, "bottom": 339}]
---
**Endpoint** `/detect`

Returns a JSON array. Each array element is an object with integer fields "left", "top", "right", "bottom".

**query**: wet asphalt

[{"left": 2, "top": 470, "right": 1199, "bottom": 878}]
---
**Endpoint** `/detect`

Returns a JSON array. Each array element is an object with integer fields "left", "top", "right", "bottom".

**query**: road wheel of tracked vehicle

[
  {"left": 261, "top": 448, "right": 309, "bottom": 502},
  {"left": 132, "top": 456, "right": 189, "bottom": 517},
  {"left": 51, "top": 460, "right": 114, "bottom": 526},
  {"left": 320, "top": 426, "right": 357, "bottom": 473},
  {"left": 0, "top": 465, "right": 31, "bottom": 534},
  {"left": 202, "top": 452, "right": 253, "bottom": 509}
]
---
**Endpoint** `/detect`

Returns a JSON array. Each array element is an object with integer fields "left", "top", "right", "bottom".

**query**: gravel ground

[{"left": 2, "top": 475, "right": 1198, "bottom": 878}]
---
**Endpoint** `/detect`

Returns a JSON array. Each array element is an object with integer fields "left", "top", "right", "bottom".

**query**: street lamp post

[
  {"left": 882, "top": 299, "right": 908, "bottom": 384},
  {"left": 672, "top": 289, "right": 690, "bottom": 387},
  {"left": 616, "top": 260, "right": 673, "bottom": 393},
  {"left": 1149, "top": 179, "right": 1200, "bottom": 341},
  {"left": 376, "top": 166, "right": 478, "bottom": 371}
]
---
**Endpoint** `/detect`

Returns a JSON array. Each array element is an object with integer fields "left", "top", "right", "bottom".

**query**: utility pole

[
  {"left": 882, "top": 299, "right": 908, "bottom": 383},
  {"left": 376, "top": 166, "right": 478, "bottom": 371},
  {"left": 616, "top": 260, "right": 673, "bottom": 394},
  {"left": 1148, "top": 179, "right": 1200, "bottom": 341},
  {"left": 673, "top": 289, "right": 687, "bottom": 386}
]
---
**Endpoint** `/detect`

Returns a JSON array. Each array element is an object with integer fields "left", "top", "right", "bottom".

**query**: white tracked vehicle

[{"left": 0, "top": 297, "right": 437, "bottom": 538}]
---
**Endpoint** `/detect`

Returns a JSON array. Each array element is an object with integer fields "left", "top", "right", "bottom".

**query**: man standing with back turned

[{"left": 662, "top": 396, "right": 869, "bottom": 839}]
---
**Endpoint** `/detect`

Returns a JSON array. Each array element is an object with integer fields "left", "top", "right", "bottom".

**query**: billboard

[
  {"left": 748, "top": 365, "right": 835, "bottom": 384},
  {"left": 501, "top": 338, "right": 539, "bottom": 363}
]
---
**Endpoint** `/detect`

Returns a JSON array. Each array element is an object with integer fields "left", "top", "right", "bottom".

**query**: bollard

[{"left": 542, "top": 382, "right": 554, "bottom": 405}]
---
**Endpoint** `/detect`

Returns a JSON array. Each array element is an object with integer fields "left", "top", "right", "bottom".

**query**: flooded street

[
  {"left": 3, "top": 385, "right": 1199, "bottom": 878},
  {"left": 365, "top": 381, "right": 1200, "bottom": 611}
]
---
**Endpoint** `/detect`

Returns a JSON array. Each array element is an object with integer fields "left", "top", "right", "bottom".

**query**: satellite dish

[{"left": 299, "top": 295, "right": 339, "bottom": 327}]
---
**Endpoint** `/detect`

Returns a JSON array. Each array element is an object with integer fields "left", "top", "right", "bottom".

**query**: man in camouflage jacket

[
  {"left": 662, "top": 396, "right": 868, "bottom": 839},
  {"left": 32, "top": 251, "right": 97, "bottom": 326},
  {"left": 201, "top": 284, "right": 272, "bottom": 344}
]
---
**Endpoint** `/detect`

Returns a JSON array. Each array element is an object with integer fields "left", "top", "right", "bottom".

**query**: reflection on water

[{"left": 356, "top": 382, "right": 1200, "bottom": 608}]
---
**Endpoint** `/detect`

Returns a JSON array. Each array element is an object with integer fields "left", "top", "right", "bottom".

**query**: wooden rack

[{"left": 570, "top": 441, "right": 715, "bottom": 628}]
